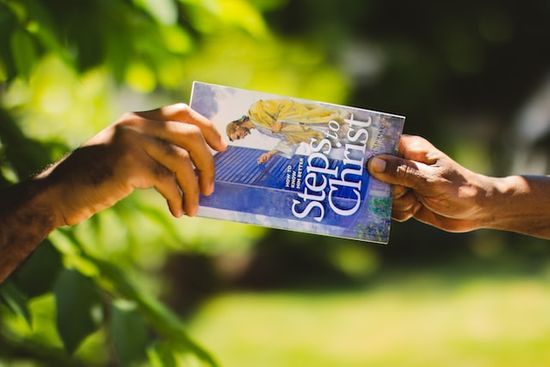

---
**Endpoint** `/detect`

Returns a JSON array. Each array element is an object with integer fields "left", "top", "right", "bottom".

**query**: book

[{"left": 190, "top": 81, "right": 405, "bottom": 243}]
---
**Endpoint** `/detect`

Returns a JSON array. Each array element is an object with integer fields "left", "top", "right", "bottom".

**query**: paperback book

[{"left": 190, "top": 82, "right": 405, "bottom": 243}]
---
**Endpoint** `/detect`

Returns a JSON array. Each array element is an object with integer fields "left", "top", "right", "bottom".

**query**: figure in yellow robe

[{"left": 226, "top": 99, "right": 348, "bottom": 164}]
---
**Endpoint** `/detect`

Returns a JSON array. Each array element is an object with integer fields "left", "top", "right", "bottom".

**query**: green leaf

[
  {"left": 0, "top": 281, "right": 31, "bottom": 326},
  {"left": 106, "top": 31, "right": 132, "bottom": 83},
  {"left": 86, "top": 256, "right": 219, "bottom": 366},
  {"left": 10, "top": 28, "right": 37, "bottom": 80},
  {"left": 0, "top": 3, "right": 17, "bottom": 81},
  {"left": 147, "top": 341, "right": 178, "bottom": 367},
  {"left": 133, "top": 0, "right": 178, "bottom": 25},
  {"left": 11, "top": 240, "right": 62, "bottom": 298},
  {"left": 110, "top": 300, "right": 149, "bottom": 366},
  {"left": 53, "top": 269, "right": 102, "bottom": 354},
  {"left": 20, "top": 0, "right": 73, "bottom": 67}
]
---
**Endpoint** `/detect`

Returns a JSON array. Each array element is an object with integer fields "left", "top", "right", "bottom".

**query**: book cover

[{"left": 190, "top": 82, "right": 405, "bottom": 243}]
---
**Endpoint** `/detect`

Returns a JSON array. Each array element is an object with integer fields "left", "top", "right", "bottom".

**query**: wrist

[
  {"left": 32, "top": 177, "right": 66, "bottom": 230},
  {"left": 34, "top": 166, "right": 69, "bottom": 229},
  {"left": 476, "top": 174, "right": 526, "bottom": 230}
]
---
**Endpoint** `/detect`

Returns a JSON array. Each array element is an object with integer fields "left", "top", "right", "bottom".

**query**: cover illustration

[{"left": 190, "top": 82, "right": 405, "bottom": 243}]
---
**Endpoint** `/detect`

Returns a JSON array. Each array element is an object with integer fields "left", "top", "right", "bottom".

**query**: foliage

[
  {"left": 2, "top": 0, "right": 550, "bottom": 365},
  {"left": 0, "top": 0, "right": 347, "bottom": 365}
]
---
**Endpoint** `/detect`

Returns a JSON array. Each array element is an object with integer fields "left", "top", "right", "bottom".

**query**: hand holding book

[
  {"left": 368, "top": 135, "right": 550, "bottom": 239},
  {"left": 2, "top": 85, "right": 549, "bottom": 283},
  {"left": 191, "top": 82, "right": 405, "bottom": 243},
  {"left": 0, "top": 103, "right": 225, "bottom": 282}
]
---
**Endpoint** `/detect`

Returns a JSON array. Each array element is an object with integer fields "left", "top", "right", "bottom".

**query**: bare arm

[
  {"left": 478, "top": 175, "right": 550, "bottom": 238},
  {"left": 0, "top": 103, "right": 227, "bottom": 283},
  {"left": 0, "top": 178, "right": 59, "bottom": 282},
  {"left": 367, "top": 135, "right": 550, "bottom": 239}
]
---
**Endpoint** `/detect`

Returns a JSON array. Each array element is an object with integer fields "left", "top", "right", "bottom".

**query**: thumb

[{"left": 367, "top": 154, "right": 433, "bottom": 189}]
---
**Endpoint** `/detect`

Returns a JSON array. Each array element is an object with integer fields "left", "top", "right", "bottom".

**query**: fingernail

[
  {"left": 370, "top": 157, "right": 386, "bottom": 173},
  {"left": 173, "top": 207, "right": 183, "bottom": 218}
]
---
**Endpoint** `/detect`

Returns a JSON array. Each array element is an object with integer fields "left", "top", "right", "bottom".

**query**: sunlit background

[{"left": 1, "top": 0, "right": 549, "bottom": 366}]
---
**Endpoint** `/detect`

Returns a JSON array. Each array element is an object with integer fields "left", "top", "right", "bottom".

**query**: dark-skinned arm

[
  {"left": 367, "top": 135, "right": 550, "bottom": 239},
  {"left": 0, "top": 103, "right": 227, "bottom": 283}
]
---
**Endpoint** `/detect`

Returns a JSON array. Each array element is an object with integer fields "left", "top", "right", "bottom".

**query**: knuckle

[
  {"left": 392, "top": 159, "right": 428, "bottom": 185},
  {"left": 202, "top": 118, "right": 215, "bottom": 130},
  {"left": 152, "top": 162, "right": 171, "bottom": 178},
  {"left": 114, "top": 125, "right": 138, "bottom": 147},
  {"left": 409, "top": 135, "right": 426, "bottom": 145},
  {"left": 395, "top": 162, "right": 413, "bottom": 179},
  {"left": 185, "top": 124, "right": 204, "bottom": 140},
  {"left": 392, "top": 211, "right": 411, "bottom": 222},
  {"left": 113, "top": 122, "right": 127, "bottom": 136},
  {"left": 118, "top": 145, "right": 136, "bottom": 164},
  {"left": 175, "top": 147, "right": 191, "bottom": 162},
  {"left": 173, "top": 103, "right": 190, "bottom": 118},
  {"left": 114, "top": 122, "right": 131, "bottom": 137},
  {"left": 158, "top": 140, "right": 177, "bottom": 156},
  {"left": 118, "top": 112, "right": 137, "bottom": 124},
  {"left": 406, "top": 135, "right": 429, "bottom": 149},
  {"left": 204, "top": 123, "right": 217, "bottom": 136},
  {"left": 393, "top": 197, "right": 414, "bottom": 212},
  {"left": 392, "top": 185, "right": 408, "bottom": 198}
]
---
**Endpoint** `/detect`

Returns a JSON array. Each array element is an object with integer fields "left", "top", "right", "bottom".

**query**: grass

[{"left": 188, "top": 270, "right": 550, "bottom": 367}]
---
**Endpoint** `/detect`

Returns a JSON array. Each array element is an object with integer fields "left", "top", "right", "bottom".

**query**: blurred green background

[{"left": 1, "top": 0, "right": 550, "bottom": 366}]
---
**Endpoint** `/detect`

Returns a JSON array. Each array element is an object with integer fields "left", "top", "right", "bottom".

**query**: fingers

[
  {"left": 413, "top": 206, "right": 478, "bottom": 233},
  {"left": 392, "top": 185, "right": 409, "bottom": 200},
  {"left": 148, "top": 163, "right": 184, "bottom": 218},
  {"left": 398, "top": 135, "right": 441, "bottom": 164},
  {"left": 127, "top": 118, "right": 215, "bottom": 195},
  {"left": 143, "top": 137, "right": 202, "bottom": 216},
  {"left": 392, "top": 209, "right": 415, "bottom": 222},
  {"left": 135, "top": 103, "right": 227, "bottom": 152},
  {"left": 393, "top": 190, "right": 417, "bottom": 212},
  {"left": 116, "top": 106, "right": 221, "bottom": 218},
  {"left": 391, "top": 190, "right": 422, "bottom": 222},
  {"left": 368, "top": 154, "right": 435, "bottom": 190}
]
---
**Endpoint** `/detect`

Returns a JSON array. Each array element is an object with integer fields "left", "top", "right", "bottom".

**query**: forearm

[
  {"left": 481, "top": 175, "right": 550, "bottom": 239},
  {"left": 0, "top": 176, "right": 61, "bottom": 283}
]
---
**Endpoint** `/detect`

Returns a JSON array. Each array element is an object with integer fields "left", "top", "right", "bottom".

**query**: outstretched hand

[
  {"left": 367, "top": 135, "right": 494, "bottom": 232},
  {"left": 0, "top": 103, "right": 227, "bottom": 282},
  {"left": 46, "top": 103, "right": 227, "bottom": 226}
]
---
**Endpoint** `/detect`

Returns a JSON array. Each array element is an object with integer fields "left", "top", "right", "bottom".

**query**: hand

[
  {"left": 367, "top": 135, "right": 495, "bottom": 232},
  {"left": 257, "top": 151, "right": 275, "bottom": 164},
  {"left": 44, "top": 103, "right": 227, "bottom": 226}
]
